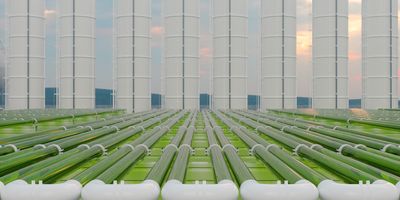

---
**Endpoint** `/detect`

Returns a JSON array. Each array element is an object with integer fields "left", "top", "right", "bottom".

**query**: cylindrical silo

[
  {"left": 261, "top": 0, "right": 296, "bottom": 110},
  {"left": 114, "top": 0, "right": 151, "bottom": 113},
  {"left": 58, "top": 0, "right": 96, "bottom": 109},
  {"left": 313, "top": 0, "right": 349, "bottom": 109},
  {"left": 6, "top": 0, "right": 45, "bottom": 110},
  {"left": 164, "top": 0, "right": 200, "bottom": 109},
  {"left": 213, "top": 0, "right": 248, "bottom": 109},
  {"left": 362, "top": 0, "right": 398, "bottom": 109}
]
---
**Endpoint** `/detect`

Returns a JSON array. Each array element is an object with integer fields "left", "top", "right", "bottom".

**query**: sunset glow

[
  {"left": 44, "top": 9, "right": 56, "bottom": 17},
  {"left": 349, "top": 14, "right": 362, "bottom": 37},
  {"left": 297, "top": 30, "right": 312, "bottom": 57},
  {"left": 151, "top": 26, "right": 164, "bottom": 36}
]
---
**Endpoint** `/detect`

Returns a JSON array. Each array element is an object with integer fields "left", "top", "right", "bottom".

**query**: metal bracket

[
  {"left": 34, "top": 144, "right": 46, "bottom": 149},
  {"left": 205, "top": 144, "right": 222, "bottom": 155},
  {"left": 48, "top": 144, "right": 64, "bottom": 155},
  {"left": 381, "top": 144, "right": 396, "bottom": 152},
  {"left": 153, "top": 126, "right": 162, "bottom": 131},
  {"left": 265, "top": 144, "right": 279, "bottom": 152},
  {"left": 354, "top": 144, "right": 366, "bottom": 150},
  {"left": 133, "top": 125, "right": 145, "bottom": 132},
  {"left": 293, "top": 144, "right": 308, "bottom": 156},
  {"left": 222, "top": 144, "right": 238, "bottom": 153},
  {"left": 310, "top": 144, "right": 323, "bottom": 150},
  {"left": 238, "top": 126, "right": 247, "bottom": 132},
  {"left": 281, "top": 126, "right": 291, "bottom": 132},
  {"left": 249, "top": 144, "right": 264, "bottom": 156},
  {"left": 35, "top": 144, "right": 63, "bottom": 155},
  {"left": 255, "top": 126, "right": 264, "bottom": 133},
  {"left": 4, "top": 144, "right": 19, "bottom": 152},
  {"left": 163, "top": 144, "right": 179, "bottom": 153},
  {"left": 137, "top": 144, "right": 151, "bottom": 155},
  {"left": 110, "top": 125, "right": 120, "bottom": 132},
  {"left": 86, "top": 126, "right": 94, "bottom": 131},
  {"left": 128, "top": 125, "right": 136, "bottom": 129},
  {"left": 77, "top": 144, "right": 91, "bottom": 150},
  {"left": 229, "top": 126, "right": 239, "bottom": 132},
  {"left": 121, "top": 144, "right": 135, "bottom": 151},
  {"left": 337, "top": 144, "right": 352, "bottom": 155},
  {"left": 306, "top": 126, "right": 316, "bottom": 131},
  {"left": 179, "top": 144, "right": 195, "bottom": 155},
  {"left": 92, "top": 144, "right": 108, "bottom": 156}
]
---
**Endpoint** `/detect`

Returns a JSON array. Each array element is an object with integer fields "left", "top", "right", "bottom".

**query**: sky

[{"left": 0, "top": 0, "right": 399, "bottom": 99}]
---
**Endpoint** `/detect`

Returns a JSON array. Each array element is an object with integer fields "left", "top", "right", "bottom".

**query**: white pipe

[
  {"left": 0, "top": 181, "right": 4, "bottom": 198},
  {"left": 318, "top": 180, "right": 400, "bottom": 200},
  {"left": 161, "top": 179, "right": 238, "bottom": 200},
  {"left": 240, "top": 180, "right": 318, "bottom": 200},
  {"left": 81, "top": 179, "right": 160, "bottom": 200},
  {"left": 0, "top": 180, "right": 81, "bottom": 200}
]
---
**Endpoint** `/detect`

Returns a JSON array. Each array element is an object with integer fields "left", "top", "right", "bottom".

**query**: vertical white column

[
  {"left": 114, "top": 0, "right": 151, "bottom": 113},
  {"left": 58, "top": 0, "right": 96, "bottom": 109},
  {"left": 261, "top": 0, "right": 296, "bottom": 110},
  {"left": 164, "top": 0, "right": 200, "bottom": 109},
  {"left": 362, "top": 0, "right": 398, "bottom": 109},
  {"left": 6, "top": 0, "right": 45, "bottom": 110},
  {"left": 313, "top": 0, "right": 349, "bottom": 109},
  {"left": 213, "top": 0, "right": 248, "bottom": 109}
]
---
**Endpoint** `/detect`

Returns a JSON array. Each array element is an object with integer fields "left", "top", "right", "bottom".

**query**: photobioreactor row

[{"left": 0, "top": 109, "right": 399, "bottom": 200}]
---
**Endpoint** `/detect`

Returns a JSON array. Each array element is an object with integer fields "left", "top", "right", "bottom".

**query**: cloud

[
  {"left": 349, "top": 14, "right": 361, "bottom": 37},
  {"left": 349, "top": 51, "right": 361, "bottom": 61},
  {"left": 200, "top": 48, "right": 212, "bottom": 59},
  {"left": 298, "top": 0, "right": 312, "bottom": 15},
  {"left": 351, "top": 73, "right": 362, "bottom": 81},
  {"left": 150, "top": 26, "right": 163, "bottom": 48},
  {"left": 349, "top": 0, "right": 362, "bottom": 4},
  {"left": 44, "top": 9, "right": 56, "bottom": 17},
  {"left": 297, "top": 30, "right": 312, "bottom": 57},
  {"left": 151, "top": 26, "right": 164, "bottom": 36}
]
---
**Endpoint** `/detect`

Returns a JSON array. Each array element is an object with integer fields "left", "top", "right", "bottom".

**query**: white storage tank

[
  {"left": 6, "top": 0, "right": 45, "bottom": 109},
  {"left": 163, "top": 0, "right": 200, "bottom": 109},
  {"left": 261, "top": 0, "right": 297, "bottom": 110},
  {"left": 313, "top": 0, "right": 349, "bottom": 109},
  {"left": 213, "top": 0, "right": 248, "bottom": 109},
  {"left": 362, "top": 0, "right": 398, "bottom": 109},
  {"left": 58, "top": 0, "right": 96, "bottom": 109},
  {"left": 114, "top": 0, "right": 151, "bottom": 113}
]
